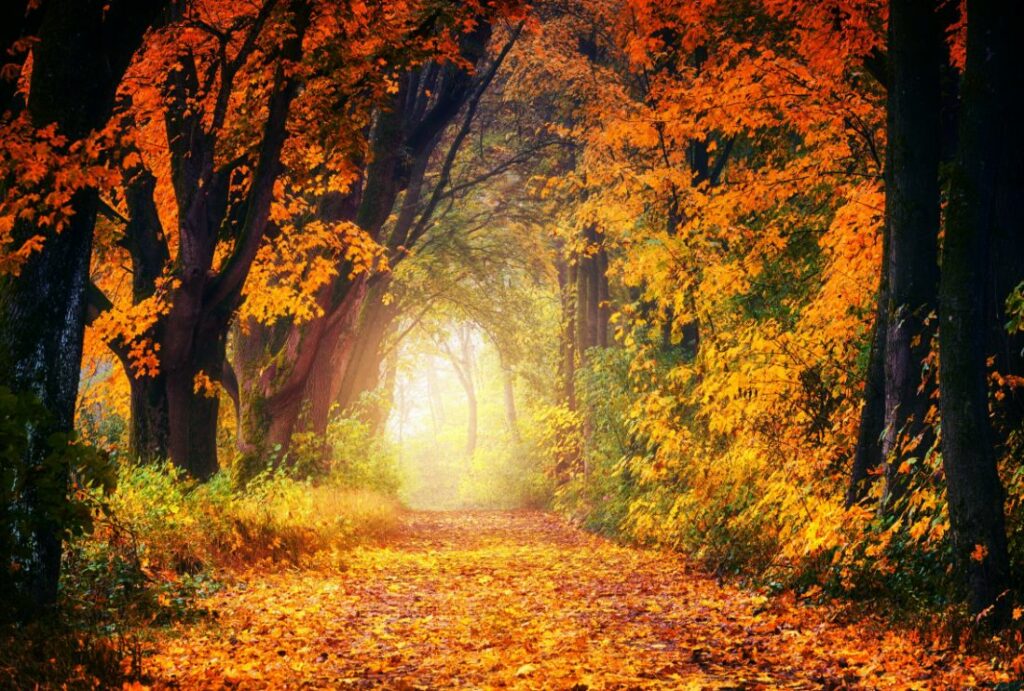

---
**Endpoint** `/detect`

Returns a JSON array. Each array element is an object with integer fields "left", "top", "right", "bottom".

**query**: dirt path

[{"left": 142, "top": 511, "right": 1003, "bottom": 689}]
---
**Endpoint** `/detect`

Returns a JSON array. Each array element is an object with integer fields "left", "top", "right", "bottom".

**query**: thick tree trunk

[
  {"left": 129, "top": 371, "right": 171, "bottom": 463},
  {"left": 234, "top": 323, "right": 293, "bottom": 469},
  {"left": 880, "top": 0, "right": 942, "bottom": 506},
  {"left": 121, "top": 1, "right": 308, "bottom": 478},
  {"left": 119, "top": 166, "right": 173, "bottom": 462},
  {"left": 306, "top": 316, "right": 359, "bottom": 437},
  {"left": 163, "top": 310, "right": 231, "bottom": 480},
  {"left": 0, "top": 191, "right": 96, "bottom": 617},
  {"left": 939, "top": 0, "right": 1016, "bottom": 627},
  {"left": 334, "top": 284, "right": 399, "bottom": 415},
  {"left": 235, "top": 275, "right": 367, "bottom": 465},
  {"left": 0, "top": 0, "right": 166, "bottom": 619}
]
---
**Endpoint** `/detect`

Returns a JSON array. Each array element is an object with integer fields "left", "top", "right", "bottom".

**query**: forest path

[{"left": 142, "top": 511, "right": 999, "bottom": 689}]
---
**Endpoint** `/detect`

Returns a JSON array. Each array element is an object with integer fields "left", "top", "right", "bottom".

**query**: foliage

[
  {"left": 84, "top": 463, "right": 401, "bottom": 574},
  {"left": 325, "top": 415, "right": 402, "bottom": 494},
  {"left": 0, "top": 386, "right": 115, "bottom": 620},
  {"left": 4, "top": 0, "right": 1024, "bottom": 683},
  {"left": 521, "top": 0, "right": 1019, "bottom": 634},
  {"left": 534, "top": 403, "right": 583, "bottom": 482},
  {"left": 233, "top": 407, "right": 402, "bottom": 492},
  {"left": 1008, "top": 282, "right": 1024, "bottom": 335},
  {"left": 2, "top": 461, "right": 401, "bottom": 688},
  {"left": 459, "top": 441, "right": 552, "bottom": 510},
  {"left": 394, "top": 339, "right": 556, "bottom": 511},
  {"left": 551, "top": 347, "right": 636, "bottom": 534},
  {"left": 136, "top": 512, "right": 1016, "bottom": 687}
]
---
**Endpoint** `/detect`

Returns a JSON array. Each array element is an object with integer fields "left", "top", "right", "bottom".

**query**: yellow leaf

[{"left": 516, "top": 663, "right": 538, "bottom": 677}]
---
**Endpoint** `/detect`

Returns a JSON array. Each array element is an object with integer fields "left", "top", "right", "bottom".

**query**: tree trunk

[
  {"left": 880, "top": 0, "right": 942, "bottom": 506},
  {"left": 118, "top": 166, "right": 173, "bottom": 462},
  {"left": 334, "top": 283, "right": 400, "bottom": 415},
  {"left": 597, "top": 247, "right": 611, "bottom": 348},
  {"left": 846, "top": 234, "right": 889, "bottom": 506},
  {"left": 459, "top": 335, "right": 478, "bottom": 459},
  {"left": 426, "top": 364, "right": 443, "bottom": 439},
  {"left": 306, "top": 316, "right": 359, "bottom": 438},
  {"left": 558, "top": 257, "right": 578, "bottom": 410},
  {"left": 585, "top": 231, "right": 601, "bottom": 351},
  {"left": 129, "top": 371, "right": 171, "bottom": 463},
  {"left": 235, "top": 274, "right": 367, "bottom": 466},
  {"left": 163, "top": 310, "right": 230, "bottom": 480},
  {"left": 503, "top": 366, "right": 520, "bottom": 444},
  {"left": 575, "top": 255, "right": 591, "bottom": 356},
  {"left": 119, "top": 1, "right": 309, "bottom": 478},
  {"left": 442, "top": 328, "right": 477, "bottom": 459},
  {"left": 939, "top": 0, "right": 1016, "bottom": 627},
  {"left": 0, "top": 0, "right": 166, "bottom": 619},
  {"left": 374, "top": 351, "right": 399, "bottom": 436},
  {"left": 465, "top": 382, "right": 478, "bottom": 459}
]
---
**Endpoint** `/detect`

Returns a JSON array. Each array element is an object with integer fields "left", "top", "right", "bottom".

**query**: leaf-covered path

[{"left": 143, "top": 511, "right": 1003, "bottom": 689}]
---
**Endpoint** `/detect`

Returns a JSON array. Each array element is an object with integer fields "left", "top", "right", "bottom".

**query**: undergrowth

[{"left": 2, "top": 458, "right": 402, "bottom": 689}]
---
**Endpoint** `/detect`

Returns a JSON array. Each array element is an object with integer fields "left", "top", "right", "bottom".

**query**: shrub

[
  {"left": 326, "top": 416, "right": 402, "bottom": 495},
  {"left": 59, "top": 462, "right": 402, "bottom": 642},
  {"left": 83, "top": 463, "right": 401, "bottom": 573},
  {"left": 0, "top": 385, "right": 115, "bottom": 620}
]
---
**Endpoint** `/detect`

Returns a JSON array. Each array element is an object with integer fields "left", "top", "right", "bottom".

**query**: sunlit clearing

[{"left": 387, "top": 322, "right": 548, "bottom": 510}]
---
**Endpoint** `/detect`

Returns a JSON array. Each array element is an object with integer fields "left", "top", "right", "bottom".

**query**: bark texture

[
  {"left": 0, "top": 0, "right": 167, "bottom": 618},
  {"left": 880, "top": 0, "right": 942, "bottom": 505},
  {"left": 939, "top": 0, "right": 1017, "bottom": 627}
]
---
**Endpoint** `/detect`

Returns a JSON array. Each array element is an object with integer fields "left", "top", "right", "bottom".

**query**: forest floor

[{"left": 138, "top": 511, "right": 1010, "bottom": 689}]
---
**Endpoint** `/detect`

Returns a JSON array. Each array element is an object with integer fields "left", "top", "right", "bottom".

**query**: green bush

[
  {"left": 75, "top": 463, "right": 402, "bottom": 574},
  {"left": 0, "top": 385, "right": 115, "bottom": 620},
  {"left": 326, "top": 416, "right": 401, "bottom": 494}
]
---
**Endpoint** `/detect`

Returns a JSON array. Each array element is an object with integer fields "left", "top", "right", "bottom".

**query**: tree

[
  {"left": 939, "top": 0, "right": 1018, "bottom": 627},
  {"left": 439, "top": 324, "right": 479, "bottom": 458},
  {"left": 232, "top": 12, "right": 504, "bottom": 464},
  {"left": 877, "top": 0, "right": 944, "bottom": 506},
  {"left": 90, "top": 0, "right": 312, "bottom": 478},
  {"left": 0, "top": 0, "right": 168, "bottom": 618}
]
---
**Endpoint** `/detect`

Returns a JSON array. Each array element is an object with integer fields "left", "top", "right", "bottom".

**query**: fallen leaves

[{"left": 136, "top": 511, "right": 1012, "bottom": 689}]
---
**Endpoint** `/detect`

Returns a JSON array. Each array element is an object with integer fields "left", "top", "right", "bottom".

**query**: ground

[{"left": 140, "top": 511, "right": 1006, "bottom": 689}]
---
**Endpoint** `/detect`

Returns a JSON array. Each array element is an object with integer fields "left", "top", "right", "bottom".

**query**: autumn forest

[{"left": 2, "top": 0, "right": 1024, "bottom": 687}]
